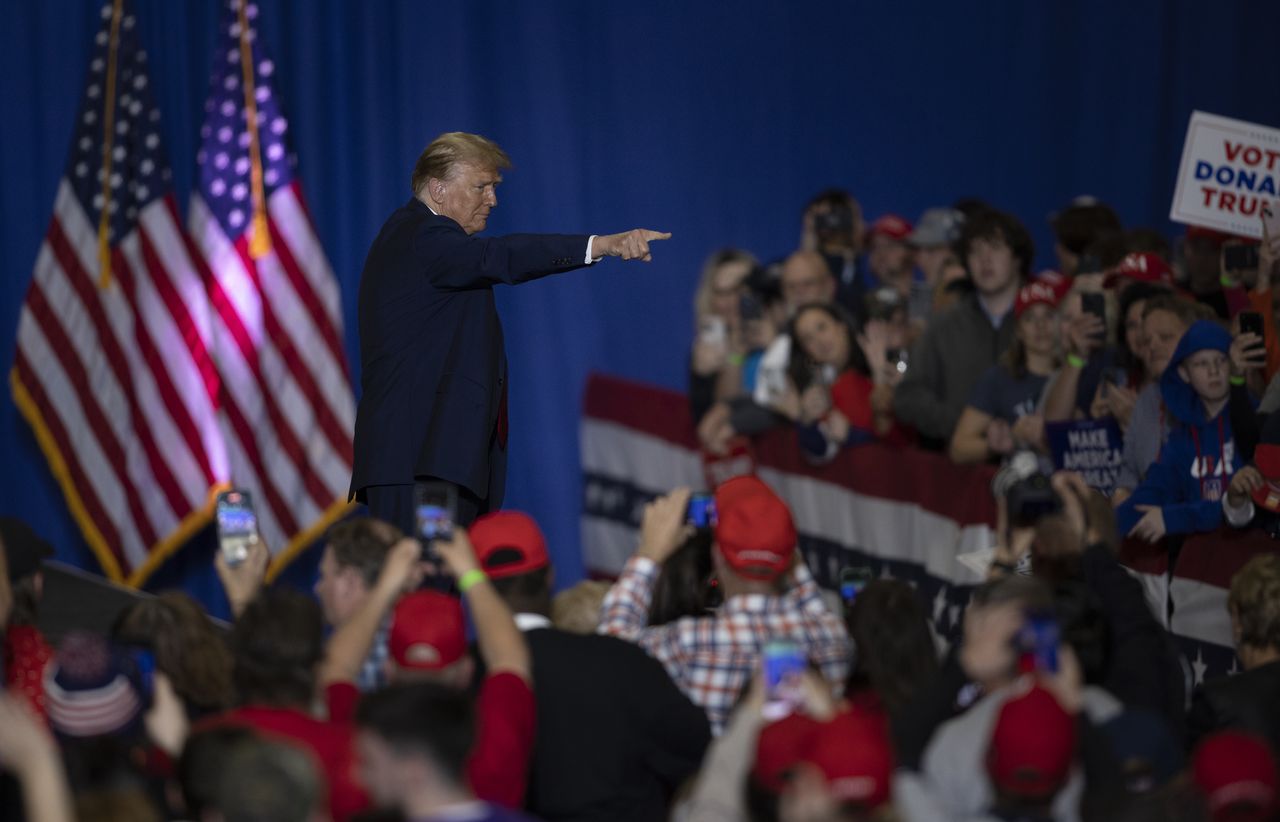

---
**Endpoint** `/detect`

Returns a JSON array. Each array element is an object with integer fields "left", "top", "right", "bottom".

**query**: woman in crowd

[
  {"left": 786, "top": 301, "right": 909, "bottom": 461},
  {"left": 688, "top": 248, "right": 758, "bottom": 425},
  {"left": 949, "top": 280, "right": 1063, "bottom": 463}
]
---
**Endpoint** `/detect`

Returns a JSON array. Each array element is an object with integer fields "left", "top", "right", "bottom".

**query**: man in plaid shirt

[{"left": 599, "top": 476, "right": 851, "bottom": 734}]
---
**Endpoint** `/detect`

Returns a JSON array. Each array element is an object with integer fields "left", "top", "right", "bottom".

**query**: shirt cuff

[
  {"left": 1223, "top": 495, "right": 1256, "bottom": 528},
  {"left": 586, "top": 235, "right": 599, "bottom": 264},
  {"left": 627, "top": 555, "right": 660, "bottom": 578}
]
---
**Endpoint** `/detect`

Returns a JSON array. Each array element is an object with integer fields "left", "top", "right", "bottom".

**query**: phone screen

[
  {"left": 1224, "top": 245, "right": 1260, "bottom": 271},
  {"left": 686, "top": 493, "right": 717, "bottom": 529},
  {"left": 839, "top": 566, "right": 874, "bottom": 603},
  {"left": 415, "top": 482, "right": 456, "bottom": 544},
  {"left": 762, "top": 641, "right": 807, "bottom": 720},
  {"left": 1019, "top": 609, "right": 1060, "bottom": 674},
  {"left": 1240, "top": 311, "right": 1265, "bottom": 348},
  {"left": 215, "top": 490, "right": 258, "bottom": 566}
]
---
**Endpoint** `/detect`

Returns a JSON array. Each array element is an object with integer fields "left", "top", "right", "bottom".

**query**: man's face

[
  {"left": 1143, "top": 309, "right": 1189, "bottom": 377},
  {"left": 868, "top": 234, "right": 913, "bottom": 283},
  {"left": 1179, "top": 349, "right": 1230, "bottom": 405},
  {"left": 966, "top": 234, "right": 1019, "bottom": 297},
  {"left": 781, "top": 254, "right": 835, "bottom": 312},
  {"left": 1183, "top": 237, "right": 1222, "bottom": 294},
  {"left": 314, "top": 547, "right": 367, "bottom": 627},
  {"left": 432, "top": 162, "right": 500, "bottom": 235}
]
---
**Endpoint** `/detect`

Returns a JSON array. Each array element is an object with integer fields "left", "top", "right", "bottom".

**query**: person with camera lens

[
  {"left": 800, "top": 189, "right": 868, "bottom": 316},
  {"left": 949, "top": 280, "right": 1065, "bottom": 464},
  {"left": 785, "top": 302, "right": 911, "bottom": 462}
]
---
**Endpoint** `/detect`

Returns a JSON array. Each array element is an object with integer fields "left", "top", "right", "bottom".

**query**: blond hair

[
  {"left": 551, "top": 580, "right": 612, "bottom": 635},
  {"left": 1229, "top": 554, "right": 1280, "bottom": 650},
  {"left": 693, "top": 248, "right": 757, "bottom": 321},
  {"left": 411, "top": 132, "right": 512, "bottom": 196}
]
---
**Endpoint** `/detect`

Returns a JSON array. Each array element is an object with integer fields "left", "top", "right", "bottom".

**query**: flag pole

[
  {"left": 96, "top": 0, "right": 125, "bottom": 288},
  {"left": 237, "top": 0, "right": 272, "bottom": 259}
]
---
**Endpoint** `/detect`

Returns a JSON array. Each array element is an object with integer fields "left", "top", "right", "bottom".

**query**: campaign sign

[
  {"left": 1046, "top": 419, "right": 1124, "bottom": 495},
  {"left": 1171, "top": 111, "right": 1280, "bottom": 239}
]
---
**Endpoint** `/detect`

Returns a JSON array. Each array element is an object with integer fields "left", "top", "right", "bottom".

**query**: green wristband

[
  {"left": 1230, "top": 375, "right": 1246, "bottom": 386},
  {"left": 1066, "top": 353, "right": 1086, "bottom": 369},
  {"left": 458, "top": 569, "right": 488, "bottom": 593},
  {"left": 726, "top": 352, "right": 745, "bottom": 367}
]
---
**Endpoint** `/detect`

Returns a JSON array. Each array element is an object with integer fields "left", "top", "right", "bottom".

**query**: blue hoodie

[{"left": 1116, "top": 321, "right": 1242, "bottom": 536}]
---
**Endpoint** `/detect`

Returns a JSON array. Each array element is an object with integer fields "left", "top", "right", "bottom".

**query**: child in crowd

[{"left": 1117, "top": 321, "right": 1246, "bottom": 541}]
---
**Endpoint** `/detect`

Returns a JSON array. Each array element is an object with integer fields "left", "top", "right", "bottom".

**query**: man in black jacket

[
  {"left": 469, "top": 510, "right": 710, "bottom": 822},
  {"left": 1188, "top": 553, "right": 1280, "bottom": 753},
  {"left": 351, "top": 132, "right": 669, "bottom": 530}
]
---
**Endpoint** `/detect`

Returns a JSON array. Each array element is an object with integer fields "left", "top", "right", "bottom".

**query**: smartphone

[
  {"left": 1018, "top": 609, "right": 1060, "bottom": 674},
  {"left": 762, "top": 640, "right": 807, "bottom": 720},
  {"left": 1081, "top": 292, "right": 1106, "bottom": 325},
  {"left": 414, "top": 482, "right": 457, "bottom": 552},
  {"left": 839, "top": 566, "right": 874, "bottom": 604},
  {"left": 1224, "top": 244, "right": 1260, "bottom": 271},
  {"left": 686, "top": 493, "right": 717, "bottom": 529},
  {"left": 215, "top": 489, "right": 259, "bottom": 567},
  {"left": 1240, "top": 311, "right": 1265, "bottom": 352}
]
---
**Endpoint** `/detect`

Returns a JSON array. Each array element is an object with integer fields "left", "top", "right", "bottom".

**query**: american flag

[
  {"left": 188, "top": 0, "right": 355, "bottom": 573},
  {"left": 11, "top": 0, "right": 230, "bottom": 584}
]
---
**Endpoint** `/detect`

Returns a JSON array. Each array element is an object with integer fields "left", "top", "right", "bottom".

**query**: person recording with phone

[
  {"left": 786, "top": 302, "right": 910, "bottom": 462},
  {"left": 598, "top": 479, "right": 849, "bottom": 735},
  {"left": 351, "top": 132, "right": 671, "bottom": 532},
  {"left": 800, "top": 189, "right": 868, "bottom": 316}
]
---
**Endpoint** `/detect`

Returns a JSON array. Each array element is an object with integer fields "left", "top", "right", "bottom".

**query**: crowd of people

[{"left": 2, "top": 191, "right": 1280, "bottom": 821}]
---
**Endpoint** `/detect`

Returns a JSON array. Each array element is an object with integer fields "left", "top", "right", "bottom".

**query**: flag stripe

[
  {"left": 128, "top": 228, "right": 219, "bottom": 487},
  {"left": 48, "top": 202, "right": 200, "bottom": 530},
  {"left": 108, "top": 244, "right": 212, "bottom": 517},
  {"left": 14, "top": 342, "right": 128, "bottom": 567},
  {"left": 52, "top": 185, "right": 219, "bottom": 509},
  {"left": 233, "top": 237, "right": 352, "bottom": 471},
  {"left": 201, "top": 259, "right": 307, "bottom": 536},
  {"left": 261, "top": 219, "right": 355, "bottom": 442},
  {"left": 269, "top": 186, "right": 350, "bottom": 381},
  {"left": 206, "top": 241, "right": 335, "bottom": 513},
  {"left": 22, "top": 275, "right": 161, "bottom": 552},
  {"left": 159, "top": 198, "right": 222, "bottom": 404}
]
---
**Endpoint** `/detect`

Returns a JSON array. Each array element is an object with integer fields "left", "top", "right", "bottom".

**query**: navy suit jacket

[{"left": 350, "top": 198, "right": 591, "bottom": 505}]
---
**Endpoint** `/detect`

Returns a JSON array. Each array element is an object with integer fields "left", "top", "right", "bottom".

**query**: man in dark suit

[{"left": 351, "top": 132, "right": 668, "bottom": 531}]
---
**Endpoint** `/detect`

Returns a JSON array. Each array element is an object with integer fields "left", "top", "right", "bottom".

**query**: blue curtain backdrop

[{"left": 2, "top": 1, "right": 1277, "bottom": 611}]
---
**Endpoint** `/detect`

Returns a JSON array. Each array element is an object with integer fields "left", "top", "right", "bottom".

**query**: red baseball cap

[
  {"left": 1192, "top": 731, "right": 1278, "bottom": 818},
  {"left": 753, "top": 713, "right": 821, "bottom": 792},
  {"left": 868, "top": 214, "right": 913, "bottom": 242},
  {"left": 388, "top": 590, "right": 467, "bottom": 671},
  {"left": 469, "top": 511, "right": 550, "bottom": 579},
  {"left": 713, "top": 476, "right": 797, "bottom": 581},
  {"left": 1013, "top": 279, "right": 1068, "bottom": 318},
  {"left": 986, "top": 682, "right": 1077, "bottom": 799},
  {"left": 1104, "top": 252, "right": 1175, "bottom": 289},
  {"left": 801, "top": 709, "right": 894, "bottom": 808}
]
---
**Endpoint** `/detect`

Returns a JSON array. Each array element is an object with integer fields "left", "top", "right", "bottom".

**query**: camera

[
  {"left": 991, "top": 451, "right": 1060, "bottom": 528},
  {"left": 813, "top": 205, "right": 854, "bottom": 243}
]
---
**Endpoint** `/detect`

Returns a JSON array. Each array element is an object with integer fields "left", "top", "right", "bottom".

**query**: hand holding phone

[
  {"left": 215, "top": 490, "right": 259, "bottom": 567},
  {"left": 1080, "top": 293, "right": 1107, "bottom": 338},
  {"left": 415, "top": 482, "right": 457, "bottom": 560}
]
